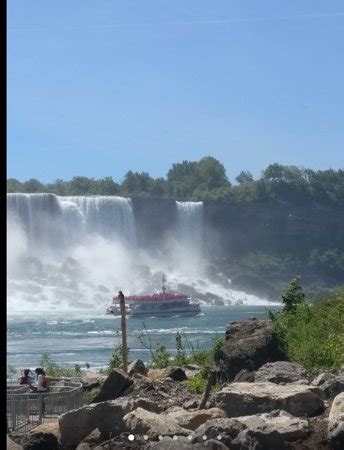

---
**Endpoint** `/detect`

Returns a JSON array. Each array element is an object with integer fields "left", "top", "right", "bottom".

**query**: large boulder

[
  {"left": 22, "top": 432, "right": 59, "bottom": 450},
  {"left": 128, "top": 359, "right": 148, "bottom": 377},
  {"left": 236, "top": 409, "right": 310, "bottom": 442},
  {"left": 133, "top": 397, "right": 164, "bottom": 413},
  {"left": 328, "top": 392, "right": 344, "bottom": 449},
  {"left": 167, "top": 407, "right": 226, "bottom": 430},
  {"left": 215, "top": 382, "right": 324, "bottom": 417},
  {"left": 59, "top": 398, "right": 133, "bottom": 448},
  {"left": 233, "top": 369, "right": 255, "bottom": 383},
  {"left": 312, "top": 370, "right": 344, "bottom": 399},
  {"left": 219, "top": 318, "right": 285, "bottom": 380},
  {"left": 254, "top": 361, "right": 308, "bottom": 384},
  {"left": 91, "top": 369, "right": 133, "bottom": 403},
  {"left": 123, "top": 407, "right": 189, "bottom": 439},
  {"left": 129, "top": 376, "right": 195, "bottom": 412},
  {"left": 163, "top": 367, "right": 187, "bottom": 381},
  {"left": 192, "top": 418, "right": 246, "bottom": 447},
  {"left": 231, "top": 428, "right": 286, "bottom": 450},
  {"left": 183, "top": 364, "right": 202, "bottom": 379}
]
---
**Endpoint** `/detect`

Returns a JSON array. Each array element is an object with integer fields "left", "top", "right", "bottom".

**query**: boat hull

[{"left": 106, "top": 305, "right": 201, "bottom": 317}]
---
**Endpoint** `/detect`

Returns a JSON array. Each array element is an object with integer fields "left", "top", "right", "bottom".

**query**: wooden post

[{"left": 118, "top": 291, "right": 128, "bottom": 373}]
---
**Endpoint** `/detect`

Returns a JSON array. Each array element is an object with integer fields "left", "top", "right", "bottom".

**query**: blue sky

[{"left": 7, "top": 1, "right": 344, "bottom": 183}]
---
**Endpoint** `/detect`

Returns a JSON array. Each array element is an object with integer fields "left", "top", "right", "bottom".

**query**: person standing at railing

[
  {"left": 34, "top": 368, "right": 50, "bottom": 392},
  {"left": 19, "top": 369, "right": 35, "bottom": 386}
]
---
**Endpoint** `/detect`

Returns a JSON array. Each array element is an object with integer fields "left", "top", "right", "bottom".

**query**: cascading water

[
  {"left": 7, "top": 194, "right": 138, "bottom": 311},
  {"left": 176, "top": 201, "right": 204, "bottom": 258},
  {"left": 7, "top": 194, "right": 137, "bottom": 253},
  {"left": 7, "top": 194, "right": 272, "bottom": 312},
  {"left": 62, "top": 196, "right": 137, "bottom": 246}
]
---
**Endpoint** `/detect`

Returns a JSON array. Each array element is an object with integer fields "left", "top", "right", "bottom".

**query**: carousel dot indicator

[
  {"left": 187, "top": 435, "right": 193, "bottom": 440},
  {"left": 143, "top": 435, "right": 149, "bottom": 441},
  {"left": 202, "top": 435, "right": 207, "bottom": 441},
  {"left": 128, "top": 434, "right": 135, "bottom": 441},
  {"left": 158, "top": 435, "right": 163, "bottom": 441}
]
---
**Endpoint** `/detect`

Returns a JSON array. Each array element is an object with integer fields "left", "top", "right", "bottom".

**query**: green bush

[
  {"left": 40, "top": 353, "right": 85, "bottom": 377},
  {"left": 272, "top": 288, "right": 344, "bottom": 371},
  {"left": 186, "top": 373, "right": 206, "bottom": 393},
  {"left": 151, "top": 344, "right": 170, "bottom": 369}
]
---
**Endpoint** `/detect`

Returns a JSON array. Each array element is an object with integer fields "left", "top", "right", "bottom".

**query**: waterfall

[
  {"left": 7, "top": 194, "right": 270, "bottom": 311},
  {"left": 7, "top": 193, "right": 65, "bottom": 253},
  {"left": 7, "top": 194, "right": 137, "bottom": 254},
  {"left": 176, "top": 201, "right": 204, "bottom": 257},
  {"left": 62, "top": 196, "right": 136, "bottom": 246}
]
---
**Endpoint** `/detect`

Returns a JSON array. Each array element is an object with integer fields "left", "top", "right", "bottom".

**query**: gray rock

[
  {"left": 164, "top": 367, "right": 187, "bottom": 382},
  {"left": 231, "top": 428, "right": 286, "bottom": 450},
  {"left": 192, "top": 418, "right": 246, "bottom": 447},
  {"left": 23, "top": 432, "right": 59, "bottom": 450},
  {"left": 233, "top": 369, "right": 255, "bottom": 383},
  {"left": 254, "top": 361, "right": 308, "bottom": 384},
  {"left": 133, "top": 397, "right": 164, "bottom": 413},
  {"left": 167, "top": 407, "right": 226, "bottom": 430},
  {"left": 91, "top": 369, "right": 133, "bottom": 403},
  {"left": 219, "top": 319, "right": 285, "bottom": 381},
  {"left": 123, "top": 407, "right": 189, "bottom": 439},
  {"left": 59, "top": 398, "right": 133, "bottom": 448},
  {"left": 328, "top": 392, "right": 344, "bottom": 449},
  {"left": 76, "top": 444, "right": 93, "bottom": 450},
  {"left": 312, "top": 371, "right": 344, "bottom": 399},
  {"left": 83, "top": 381, "right": 100, "bottom": 391},
  {"left": 236, "top": 409, "right": 310, "bottom": 441},
  {"left": 128, "top": 359, "right": 148, "bottom": 377},
  {"left": 183, "top": 398, "right": 199, "bottom": 410},
  {"left": 215, "top": 382, "right": 324, "bottom": 417}
]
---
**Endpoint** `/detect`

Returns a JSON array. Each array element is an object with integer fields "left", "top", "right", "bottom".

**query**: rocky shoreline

[{"left": 12, "top": 318, "right": 344, "bottom": 450}]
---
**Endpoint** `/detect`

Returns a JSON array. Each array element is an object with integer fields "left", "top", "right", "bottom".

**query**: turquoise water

[{"left": 7, "top": 305, "right": 278, "bottom": 372}]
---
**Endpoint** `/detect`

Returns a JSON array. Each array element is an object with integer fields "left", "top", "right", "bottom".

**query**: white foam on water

[{"left": 7, "top": 194, "right": 278, "bottom": 313}]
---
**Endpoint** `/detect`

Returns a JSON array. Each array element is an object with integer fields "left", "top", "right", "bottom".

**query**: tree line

[{"left": 7, "top": 156, "right": 344, "bottom": 206}]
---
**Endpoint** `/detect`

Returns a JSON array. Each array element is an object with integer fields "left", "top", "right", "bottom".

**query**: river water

[{"left": 7, "top": 305, "right": 278, "bottom": 373}]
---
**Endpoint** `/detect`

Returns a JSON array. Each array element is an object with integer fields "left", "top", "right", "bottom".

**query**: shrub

[
  {"left": 186, "top": 373, "right": 206, "bottom": 393},
  {"left": 39, "top": 353, "right": 87, "bottom": 377},
  {"left": 151, "top": 344, "right": 170, "bottom": 369},
  {"left": 272, "top": 288, "right": 344, "bottom": 371}
]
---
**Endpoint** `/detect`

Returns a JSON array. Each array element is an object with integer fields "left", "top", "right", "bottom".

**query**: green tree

[
  {"left": 281, "top": 277, "right": 306, "bottom": 313},
  {"left": 70, "top": 176, "right": 98, "bottom": 195},
  {"left": 236, "top": 171, "right": 254, "bottom": 185},
  {"left": 197, "top": 156, "right": 229, "bottom": 190},
  {"left": 24, "top": 178, "right": 44, "bottom": 193},
  {"left": 167, "top": 160, "right": 199, "bottom": 198},
  {"left": 167, "top": 156, "right": 229, "bottom": 199},
  {"left": 7, "top": 178, "right": 24, "bottom": 193},
  {"left": 98, "top": 177, "right": 121, "bottom": 195},
  {"left": 121, "top": 171, "right": 155, "bottom": 196}
]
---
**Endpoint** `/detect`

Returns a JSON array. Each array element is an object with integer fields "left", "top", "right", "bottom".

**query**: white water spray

[{"left": 7, "top": 194, "right": 275, "bottom": 312}]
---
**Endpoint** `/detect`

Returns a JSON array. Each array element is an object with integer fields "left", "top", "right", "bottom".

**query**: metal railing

[{"left": 7, "top": 379, "right": 83, "bottom": 435}]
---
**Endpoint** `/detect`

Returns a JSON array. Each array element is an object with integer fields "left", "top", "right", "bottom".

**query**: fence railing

[{"left": 7, "top": 379, "right": 83, "bottom": 435}]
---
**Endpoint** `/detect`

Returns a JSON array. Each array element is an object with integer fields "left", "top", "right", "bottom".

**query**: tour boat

[{"left": 106, "top": 277, "right": 201, "bottom": 317}]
